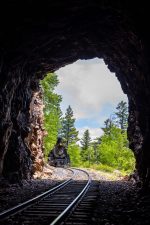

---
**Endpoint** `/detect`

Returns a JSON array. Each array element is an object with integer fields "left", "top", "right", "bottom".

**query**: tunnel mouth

[
  {"left": 42, "top": 58, "right": 135, "bottom": 175},
  {"left": 0, "top": 1, "right": 150, "bottom": 189}
]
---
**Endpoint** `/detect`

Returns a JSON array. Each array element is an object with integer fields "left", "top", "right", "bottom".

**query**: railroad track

[{"left": 0, "top": 168, "right": 98, "bottom": 225}]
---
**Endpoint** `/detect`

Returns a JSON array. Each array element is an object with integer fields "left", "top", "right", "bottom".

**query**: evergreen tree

[
  {"left": 81, "top": 129, "right": 91, "bottom": 150},
  {"left": 96, "top": 101, "right": 134, "bottom": 172},
  {"left": 102, "top": 117, "right": 114, "bottom": 135},
  {"left": 40, "top": 73, "right": 62, "bottom": 157},
  {"left": 115, "top": 101, "right": 128, "bottom": 130},
  {"left": 91, "top": 137, "right": 101, "bottom": 164},
  {"left": 80, "top": 129, "right": 91, "bottom": 162},
  {"left": 60, "top": 105, "right": 78, "bottom": 147}
]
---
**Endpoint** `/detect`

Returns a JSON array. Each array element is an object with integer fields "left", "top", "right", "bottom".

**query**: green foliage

[
  {"left": 41, "top": 76, "right": 134, "bottom": 175},
  {"left": 90, "top": 139, "right": 101, "bottom": 164},
  {"left": 80, "top": 161, "right": 114, "bottom": 173},
  {"left": 41, "top": 73, "right": 61, "bottom": 112},
  {"left": 40, "top": 73, "right": 62, "bottom": 158},
  {"left": 92, "top": 164, "right": 114, "bottom": 173},
  {"left": 68, "top": 144, "right": 82, "bottom": 166},
  {"left": 60, "top": 105, "right": 79, "bottom": 147},
  {"left": 77, "top": 101, "right": 134, "bottom": 174},
  {"left": 97, "top": 125, "right": 135, "bottom": 172},
  {"left": 80, "top": 129, "right": 91, "bottom": 161},
  {"left": 81, "top": 129, "right": 91, "bottom": 150}
]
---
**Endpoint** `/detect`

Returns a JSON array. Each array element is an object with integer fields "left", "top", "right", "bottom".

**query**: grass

[{"left": 74, "top": 161, "right": 134, "bottom": 178}]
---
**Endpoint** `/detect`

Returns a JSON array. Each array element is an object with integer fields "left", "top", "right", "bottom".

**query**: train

[{"left": 48, "top": 139, "right": 70, "bottom": 167}]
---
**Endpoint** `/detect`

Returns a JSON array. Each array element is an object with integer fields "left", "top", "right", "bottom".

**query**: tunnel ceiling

[{"left": 0, "top": 0, "right": 150, "bottom": 186}]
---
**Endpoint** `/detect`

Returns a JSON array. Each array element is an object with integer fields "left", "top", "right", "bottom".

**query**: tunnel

[{"left": 0, "top": 0, "right": 150, "bottom": 188}]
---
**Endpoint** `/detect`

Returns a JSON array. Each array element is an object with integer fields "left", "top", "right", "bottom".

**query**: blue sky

[{"left": 55, "top": 58, "right": 128, "bottom": 140}]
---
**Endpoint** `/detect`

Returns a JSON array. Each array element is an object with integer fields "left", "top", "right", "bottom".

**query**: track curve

[{"left": 0, "top": 168, "right": 91, "bottom": 225}]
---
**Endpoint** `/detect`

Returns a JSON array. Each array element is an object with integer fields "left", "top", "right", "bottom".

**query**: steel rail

[
  {"left": 0, "top": 168, "right": 75, "bottom": 220},
  {"left": 50, "top": 168, "right": 91, "bottom": 225}
]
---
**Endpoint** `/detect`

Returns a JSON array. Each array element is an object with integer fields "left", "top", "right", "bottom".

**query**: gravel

[
  {"left": 92, "top": 180, "right": 150, "bottom": 225},
  {"left": 1, "top": 167, "right": 150, "bottom": 225},
  {"left": 0, "top": 165, "right": 72, "bottom": 213}
]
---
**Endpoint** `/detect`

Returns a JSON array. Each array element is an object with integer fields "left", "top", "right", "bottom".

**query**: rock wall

[
  {"left": 0, "top": 1, "right": 150, "bottom": 186},
  {"left": 1, "top": 67, "right": 38, "bottom": 181},
  {"left": 26, "top": 88, "right": 45, "bottom": 177}
]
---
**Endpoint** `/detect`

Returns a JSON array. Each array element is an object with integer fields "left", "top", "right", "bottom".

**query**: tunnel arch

[{"left": 0, "top": 1, "right": 150, "bottom": 187}]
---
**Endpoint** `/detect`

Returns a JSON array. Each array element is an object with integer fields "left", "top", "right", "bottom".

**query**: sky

[{"left": 55, "top": 58, "right": 128, "bottom": 140}]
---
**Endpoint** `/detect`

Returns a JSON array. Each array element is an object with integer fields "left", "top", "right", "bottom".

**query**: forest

[{"left": 40, "top": 73, "right": 135, "bottom": 175}]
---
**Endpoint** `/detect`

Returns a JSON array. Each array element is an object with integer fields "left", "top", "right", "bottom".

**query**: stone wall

[{"left": 1, "top": 68, "right": 36, "bottom": 181}]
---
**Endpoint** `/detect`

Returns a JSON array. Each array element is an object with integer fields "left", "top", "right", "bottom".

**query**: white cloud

[
  {"left": 55, "top": 58, "right": 128, "bottom": 121},
  {"left": 54, "top": 58, "right": 128, "bottom": 144},
  {"left": 77, "top": 127, "right": 104, "bottom": 140}
]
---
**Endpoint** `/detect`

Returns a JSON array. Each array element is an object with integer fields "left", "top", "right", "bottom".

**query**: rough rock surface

[
  {"left": 0, "top": 1, "right": 150, "bottom": 187},
  {"left": 26, "top": 89, "right": 45, "bottom": 176}
]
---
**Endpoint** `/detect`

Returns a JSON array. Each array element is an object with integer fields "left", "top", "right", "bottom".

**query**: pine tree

[
  {"left": 91, "top": 137, "right": 101, "bottom": 164},
  {"left": 97, "top": 101, "right": 135, "bottom": 172},
  {"left": 60, "top": 105, "right": 78, "bottom": 147},
  {"left": 80, "top": 129, "right": 91, "bottom": 162},
  {"left": 102, "top": 117, "right": 114, "bottom": 135},
  {"left": 115, "top": 101, "right": 128, "bottom": 130},
  {"left": 81, "top": 129, "right": 91, "bottom": 150}
]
